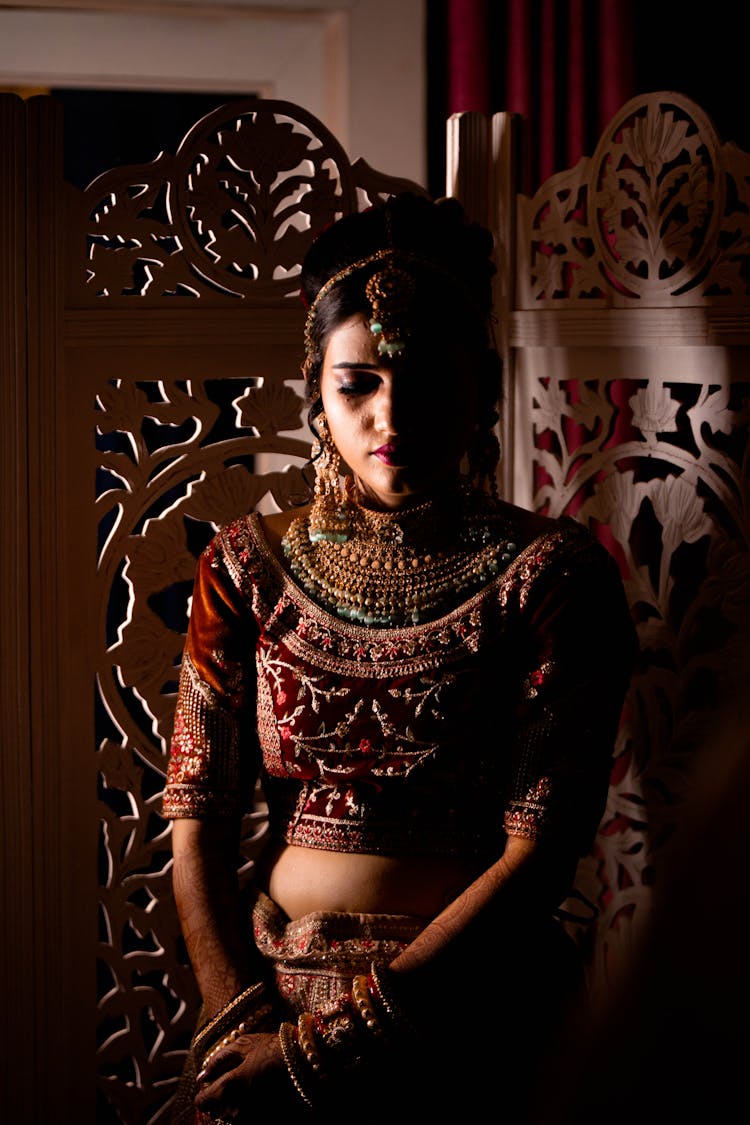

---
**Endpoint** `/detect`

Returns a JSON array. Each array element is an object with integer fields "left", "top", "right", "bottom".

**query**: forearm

[
  {"left": 389, "top": 835, "right": 577, "bottom": 980},
  {"left": 171, "top": 816, "right": 262, "bottom": 1018},
  {"left": 254, "top": 838, "right": 579, "bottom": 1111}
]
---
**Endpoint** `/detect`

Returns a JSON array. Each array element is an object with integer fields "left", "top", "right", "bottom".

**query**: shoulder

[
  {"left": 492, "top": 500, "right": 595, "bottom": 567},
  {"left": 496, "top": 501, "right": 561, "bottom": 551},
  {"left": 199, "top": 513, "right": 270, "bottom": 592},
  {"left": 259, "top": 504, "right": 311, "bottom": 563},
  {"left": 203, "top": 506, "right": 312, "bottom": 600},
  {"left": 499, "top": 502, "right": 609, "bottom": 564},
  {"left": 498, "top": 505, "right": 629, "bottom": 621}
]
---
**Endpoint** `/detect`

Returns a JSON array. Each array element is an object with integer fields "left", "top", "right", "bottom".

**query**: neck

[{"left": 352, "top": 480, "right": 463, "bottom": 515}]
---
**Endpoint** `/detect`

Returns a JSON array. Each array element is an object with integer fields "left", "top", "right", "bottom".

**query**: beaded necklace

[{"left": 282, "top": 490, "right": 519, "bottom": 627}]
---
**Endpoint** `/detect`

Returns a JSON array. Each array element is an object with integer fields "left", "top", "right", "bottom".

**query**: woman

[{"left": 164, "top": 193, "right": 636, "bottom": 1123}]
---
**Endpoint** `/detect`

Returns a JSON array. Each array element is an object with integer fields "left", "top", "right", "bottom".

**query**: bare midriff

[{"left": 254, "top": 841, "right": 480, "bottom": 922}]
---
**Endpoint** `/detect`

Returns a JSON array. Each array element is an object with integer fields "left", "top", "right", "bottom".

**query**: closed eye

[{"left": 335, "top": 373, "right": 381, "bottom": 396}]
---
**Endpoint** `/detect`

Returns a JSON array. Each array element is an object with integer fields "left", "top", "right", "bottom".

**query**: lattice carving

[
  {"left": 95, "top": 376, "right": 314, "bottom": 1120},
  {"left": 518, "top": 91, "right": 750, "bottom": 307},
  {"left": 69, "top": 98, "right": 425, "bottom": 305},
  {"left": 512, "top": 92, "right": 750, "bottom": 994},
  {"left": 531, "top": 371, "right": 750, "bottom": 988}
]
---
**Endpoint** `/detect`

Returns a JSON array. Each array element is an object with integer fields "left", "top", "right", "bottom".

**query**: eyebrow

[{"left": 331, "top": 362, "right": 381, "bottom": 371}]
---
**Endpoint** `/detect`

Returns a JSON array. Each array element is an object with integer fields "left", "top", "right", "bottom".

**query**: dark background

[{"left": 426, "top": 0, "right": 748, "bottom": 198}]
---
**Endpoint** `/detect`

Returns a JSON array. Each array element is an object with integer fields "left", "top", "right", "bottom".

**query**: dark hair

[{"left": 300, "top": 193, "right": 502, "bottom": 427}]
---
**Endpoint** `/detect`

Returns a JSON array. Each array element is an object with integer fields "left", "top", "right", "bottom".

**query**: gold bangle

[
  {"left": 297, "top": 1011, "right": 324, "bottom": 1074},
  {"left": 279, "top": 1021, "right": 316, "bottom": 1110},
  {"left": 368, "top": 964, "right": 417, "bottom": 1037},
  {"left": 193, "top": 982, "right": 269, "bottom": 1061},
  {"left": 351, "top": 974, "right": 384, "bottom": 1037},
  {"left": 199, "top": 1002, "right": 275, "bottom": 1070}
]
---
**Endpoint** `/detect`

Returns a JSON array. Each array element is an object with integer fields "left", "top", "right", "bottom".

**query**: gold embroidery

[
  {"left": 162, "top": 653, "right": 242, "bottom": 817},
  {"left": 172, "top": 510, "right": 616, "bottom": 853}
]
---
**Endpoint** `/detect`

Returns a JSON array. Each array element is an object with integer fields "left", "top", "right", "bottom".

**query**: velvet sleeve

[
  {"left": 162, "top": 537, "right": 260, "bottom": 819},
  {"left": 503, "top": 528, "right": 638, "bottom": 856}
]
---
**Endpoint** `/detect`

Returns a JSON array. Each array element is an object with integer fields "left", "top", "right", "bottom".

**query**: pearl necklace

[{"left": 282, "top": 491, "right": 519, "bottom": 627}]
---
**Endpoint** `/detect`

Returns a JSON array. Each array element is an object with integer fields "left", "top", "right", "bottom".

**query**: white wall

[{"left": 0, "top": 0, "right": 427, "bottom": 185}]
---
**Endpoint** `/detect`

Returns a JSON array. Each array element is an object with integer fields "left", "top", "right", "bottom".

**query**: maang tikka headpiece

[
  {"left": 364, "top": 211, "right": 417, "bottom": 357},
  {"left": 303, "top": 206, "right": 441, "bottom": 364}
]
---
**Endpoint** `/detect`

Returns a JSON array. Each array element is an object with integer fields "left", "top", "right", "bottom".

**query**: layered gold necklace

[{"left": 282, "top": 490, "right": 519, "bottom": 627}]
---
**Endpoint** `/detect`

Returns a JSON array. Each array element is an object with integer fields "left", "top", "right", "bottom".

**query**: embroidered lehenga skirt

[{"left": 170, "top": 891, "right": 424, "bottom": 1124}]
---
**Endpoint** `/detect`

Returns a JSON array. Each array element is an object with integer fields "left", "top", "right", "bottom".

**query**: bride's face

[{"left": 319, "top": 314, "right": 478, "bottom": 510}]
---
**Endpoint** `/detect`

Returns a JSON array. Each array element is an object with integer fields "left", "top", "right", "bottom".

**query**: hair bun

[{"left": 301, "top": 192, "right": 496, "bottom": 317}]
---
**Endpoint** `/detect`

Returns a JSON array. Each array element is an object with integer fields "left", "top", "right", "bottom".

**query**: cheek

[
  {"left": 322, "top": 397, "right": 362, "bottom": 450},
  {"left": 423, "top": 389, "right": 477, "bottom": 436}
]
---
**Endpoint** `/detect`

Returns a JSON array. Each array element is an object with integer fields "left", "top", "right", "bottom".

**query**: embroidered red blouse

[{"left": 163, "top": 512, "right": 635, "bottom": 863}]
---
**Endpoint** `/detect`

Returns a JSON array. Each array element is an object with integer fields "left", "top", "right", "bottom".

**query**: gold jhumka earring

[{"left": 307, "top": 414, "right": 350, "bottom": 543}]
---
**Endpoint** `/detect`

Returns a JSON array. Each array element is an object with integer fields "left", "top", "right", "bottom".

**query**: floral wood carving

[
  {"left": 513, "top": 93, "right": 750, "bottom": 995},
  {"left": 96, "top": 377, "right": 313, "bottom": 1121},
  {"left": 70, "top": 98, "right": 425, "bottom": 305},
  {"left": 517, "top": 91, "right": 750, "bottom": 307},
  {"left": 531, "top": 371, "right": 750, "bottom": 991}
]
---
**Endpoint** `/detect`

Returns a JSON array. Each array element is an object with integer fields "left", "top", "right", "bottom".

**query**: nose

[{"left": 373, "top": 377, "right": 417, "bottom": 436}]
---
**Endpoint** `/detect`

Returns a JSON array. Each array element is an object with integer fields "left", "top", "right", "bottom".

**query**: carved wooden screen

[
  {"left": 7, "top": 86, "right": 748, "bottom": 1125},
  {"left": 53, "top": 97, "right": 424, "bottom": 1124},
  {"left": 496, "top": 91, "right": 750, "bottom": 994}
]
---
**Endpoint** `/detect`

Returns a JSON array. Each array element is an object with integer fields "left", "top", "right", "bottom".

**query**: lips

[{"left": 373, "top": 443, "right": 407, "bottom": 466}]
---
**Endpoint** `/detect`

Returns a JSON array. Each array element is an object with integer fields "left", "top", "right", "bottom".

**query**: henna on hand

[
  {"left": 194, "top": 1032, "right": 295, "bottom": 1117},
  {"left": 172, "top": 817, "right": 263, "bottom": 1016}
]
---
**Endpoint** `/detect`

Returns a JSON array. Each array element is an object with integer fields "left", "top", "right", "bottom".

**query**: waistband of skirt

[{"left": 250, "top": 888, "right": 424, "bottom": 968}]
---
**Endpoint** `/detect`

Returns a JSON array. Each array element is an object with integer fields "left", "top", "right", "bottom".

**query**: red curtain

[
  {"left": 447, "top": 0, "right": 635, "bottom": 193},
  {"left": 447, "top": 0, "right": 490, "bottom": 113},
  {"left": 446, "top": 0, "right": 637, "bottom": 567}
]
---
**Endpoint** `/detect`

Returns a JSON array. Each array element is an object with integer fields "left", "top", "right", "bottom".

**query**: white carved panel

[
  {"left": 67, "top": 97, "right": 425, "bottom": 309},
  {"left": 517, "top": 92, "right": 750, "bottom": 307},
  {"left": 511, "top": 92, "right": 750, "bottom": 996},
  {"left": 95, "top": 375, "right": 314, "bottom": 1119},
  {"left": 516, "top": 353, "right": 750, "bottom": 988}
]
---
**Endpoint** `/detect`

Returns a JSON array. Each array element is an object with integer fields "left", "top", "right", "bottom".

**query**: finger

[
  {"left": 194, "top": 1073, "right": 244, "bottom": 1116},
  {"left": 196, "top": 1049, "right": 242, "bottom": 1086},
  {"left": 195, "top": 1071, "right": 240, "bottom": 1110}
]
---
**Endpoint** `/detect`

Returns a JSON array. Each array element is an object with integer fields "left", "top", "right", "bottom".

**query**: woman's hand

[{"left": 194, "top": 1031, "right": 300, "bottom": 1117}]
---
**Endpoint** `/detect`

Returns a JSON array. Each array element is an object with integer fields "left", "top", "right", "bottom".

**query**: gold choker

[{"left": 282, "top": 493, "right": 519, "bottom": 627}]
